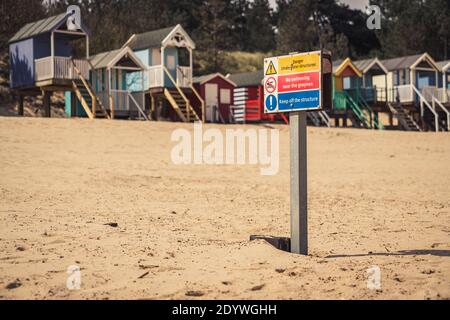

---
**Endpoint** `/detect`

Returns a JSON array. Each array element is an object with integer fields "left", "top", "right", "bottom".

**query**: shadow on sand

[{"left": 326, "top": 250, "right": 450, "bottom": 259}]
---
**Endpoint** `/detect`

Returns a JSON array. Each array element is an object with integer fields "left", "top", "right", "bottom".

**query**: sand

[{"left": 0, "top": 117, "right": 448, "bottom": 300}]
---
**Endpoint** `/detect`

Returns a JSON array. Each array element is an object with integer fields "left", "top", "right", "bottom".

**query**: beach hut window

[
  {"left": 167, "top": 55, "right": 175, "bottom": 69},
  {"left": 178, "top": 48, "right": 189, "bottom": 67},
  {"left": 220, "top": 89, "right": 231, "bottom": 104},
  {"left": 102, "top": 69, "right": 106, "bottom": 91},
  {"left": 399, "top": 70, "right": 405, "bottom": 84},
  {"left": 343, "top": 77, "right": 351, "bottom": 89},
  {"left": 152, "top": 49, "right": 161, "bottom": 65}
]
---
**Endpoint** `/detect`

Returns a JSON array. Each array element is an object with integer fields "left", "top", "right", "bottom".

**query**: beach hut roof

[
  {"left": 9, "top": 13, "right": 89, "bottom": 44},
  {"left": 228, "top": 70, "right": 264, "bottom": 87},
  {"left": 381, "top": 53, "right": 439, "bottom": 71},
  {"left": 193, "top": 73, "right": 236, "bottom": 86},
  {"left": 353, "top": 58, "right": 388, "bottom": 74},
  {"left": 437, "top": 60, "right": 450, "bottom": 72},
  {"left": 333, "top": 58, "right": 362, "bottom": 77},
  {"left": 125, "top": 25, "right": 195, "bottom": 51},
  {"left": 89, "top": 47, "right": 146, "bottom": 70}
]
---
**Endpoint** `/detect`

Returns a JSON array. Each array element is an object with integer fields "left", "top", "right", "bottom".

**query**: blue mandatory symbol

[{"left": 265, "top": 94, "right": 278, "bottom": 111}]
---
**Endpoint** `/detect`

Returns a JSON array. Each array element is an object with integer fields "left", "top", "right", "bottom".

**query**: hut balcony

[
  {"left": 421, "top": 86, "right": 450, "bottom": 104},
  {"left": 371, "top": 84, "right": 449, "bottom": 104},
  {"left": 147, "top": 65, "right": 192, "bottom": 89},
  {"left": 35, "top": 56, "right": 89, "bottom": 83}
]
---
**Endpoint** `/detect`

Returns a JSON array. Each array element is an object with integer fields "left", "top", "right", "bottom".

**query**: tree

[
  {"left": 276, "top": 0, "right": 318, "bottom": 54},
  {"left": 229, "top": 0, "right": 251, "bottom": 51},
  {"left": 373, "top": 0, "right": 450, "bottom": 60},
  {"left": 193, "top": 0, "right": 233, "bottom": 74},
  {"left": 246, "top": 0, "right": 275, "bottom": 52},
  {"left": 0, "top": 0, "right": 46, "bottom": 51},
  {"left": 276, "top": 0, "right": 380, "bottom": 59}
]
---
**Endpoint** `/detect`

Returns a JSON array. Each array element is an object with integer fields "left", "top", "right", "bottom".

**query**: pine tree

[
  {"left": 193, "top": 0, "right": 232, "bottom": 74},
  {"left": 246, "top": 0, "right": 275, "bottom": 52}
]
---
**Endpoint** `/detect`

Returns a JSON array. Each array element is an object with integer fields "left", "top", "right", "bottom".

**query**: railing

[
  {"left": 148, "top": 65, "right": 163, "bottom": 88},
  {"left": 333, "top": 90, "right": 370, "bottom": 128},
  {"left": 333, "top": 91, "right": 348, "bottom": 111},
  {"left": 318, "top": 110, "right": 331, "bottom": 127},
  {"left": 110, "top": 90, "right": 129, "bottom": 111},
  {"left": 375, "top": 87, "right": 389, "bottom": 102},
  {"left": 393, "top": 85, "right": 414, "bottom": 103},
  {"left": 422, "top": 86, "right": 450, "bottom": 104},
  {"left": 35, "top": 57, "right": 53, "bottom": 81},
  {"left": 360, "top": 87, "right": 376, "bottom": 103},
  {"left": 437, "top": 88, "right": 450, "bottom": 103},
  {"left": 411, "top": 85, "right": 439, "bottom": 132},
  {"left": 128, "top": 92, "right": 148, "bottom": 120},
  {"left": 147, "top": 65, "right": 193, "bottom": 89},
  {"left": 98, "top": 92, "right": 110, "bottom": 110},
  {"left": 105, "top": 89, "right": 146, "bottom": 118},
  {"left": 177, "top": 66, "right": 192, "bottom": 88},
  {"left": 35, "top": 56, "right": 89, "bottom": 82},
  {"left": 190, "top": 84, "right": 206, "bottom": 123},
  {"left": 356, "top": 92, "right": 384, "bottom": 130},
  {"left": 163, "top": 66, "right": 199, "bottom": 121},
  {"left": 431, "top": 96, "right": 450, "bottom": 131}
]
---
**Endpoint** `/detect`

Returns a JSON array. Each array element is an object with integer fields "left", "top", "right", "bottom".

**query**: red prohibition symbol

[{"left": 265, "top": 76, "right": 277, "bottom": 94}]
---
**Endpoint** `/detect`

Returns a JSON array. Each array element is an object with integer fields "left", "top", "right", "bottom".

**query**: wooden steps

[
  {"left": 307, "top": 111, "right": 331, "bottom": 127},
  {"left": 422, "top": 107, "right": 448, "bottom": 132},
  {"left": 164, "top": 88, "right": 200, "bottom": 123},
  {"left": 71, "top": 60, "right": 110, "bottom": 120},
  {"left": 388, "top": 102, "right": 421, "bottom": 131}
]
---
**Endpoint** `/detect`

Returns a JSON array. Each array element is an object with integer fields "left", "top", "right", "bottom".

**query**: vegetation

[{"left": 0, "top": 0, "right": 449, "bottom": 77}]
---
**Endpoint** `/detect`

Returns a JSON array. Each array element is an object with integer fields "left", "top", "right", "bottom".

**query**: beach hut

[
  {"left": 228, "top": 70, "right": 266, "bottom": 123},
  {"left": 381, "top": 53, "right": 446, "bottom": 131},
  {"left": 8, "top": 12, "right": 103, "bottom": 118},
  {"left": 123, "top": 25, "right": 203, "bottom": 122},
  {"left": 353, "top": 58, "right": 389, "bottom": 129},
  {"left": 354, "top": 58, "right": 389, "bottom": 104},
  {"left": 332, "top": 58, "right": 372, "bottom": 128},
  {"left": 192, "top": 73, "right": 236, "bottom": 123},
  {"left": 66, "top": 47, "right": 147, "bottom": 119},
  {"left": 381, "top": 53, "right": 441, "bottom": 103},
  {"left": 437, "top": 60, "right": 450, "bottom": 104}
]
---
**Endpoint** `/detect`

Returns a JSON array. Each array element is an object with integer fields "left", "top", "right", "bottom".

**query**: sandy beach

[{"left": 0, "top": 117, "right": 448, "bottom": 300}]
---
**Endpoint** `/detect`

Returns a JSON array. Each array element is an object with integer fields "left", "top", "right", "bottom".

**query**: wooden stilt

[
  {"left": 71, "top": 92, "right": 76, "bottom": 117},
  {"left": 157, "top": 99, "right": 162, "bottom": 121},
  {"left": 343, "top": 115, "right": 348, "bottom": 127},
  {"left": 150, "top": 93, "right": 155, "bottom": 121},
  {"left": 43, "top": 91, "right": 51, "bottom": 118},
  {"left": 109, "top": 95, "right": 115, "bottom": 120},
  {"left": 18, "top": 95, "right": 24, "bottom": 116},
  {"left": 335, "top": 116, "right": 339, "bottom": 127}
]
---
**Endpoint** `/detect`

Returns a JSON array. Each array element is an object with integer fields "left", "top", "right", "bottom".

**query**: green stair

[
  {"left": 333, "top": 91, "right": 371, "bottom": 129},
  {"left": 356, "top": 93, "right": 385, "bottom": 130}
]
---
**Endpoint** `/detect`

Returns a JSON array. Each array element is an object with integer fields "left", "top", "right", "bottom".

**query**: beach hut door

[{"left": 205, "top": 83, "right": 219, "bottom": 122}]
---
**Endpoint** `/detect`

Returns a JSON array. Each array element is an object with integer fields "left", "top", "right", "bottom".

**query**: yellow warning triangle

[{"left": 266, "top": 61, "right": 277, "bottom": 75}]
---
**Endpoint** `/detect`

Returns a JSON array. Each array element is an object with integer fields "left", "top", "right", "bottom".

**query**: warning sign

[
  {"left": 265, "top": 61, "right": 277, "bottom": 75},
  {"left": 265, "top": 77, "right": 277, "bottom": 94},
  {"left": 278, "top": 72, "right": 320, "bottom": 93},
  {"left": 279, "top": 54, "right": 320, "bottom": 75},
  {"left": 263, "top": 51, "right": 322, "bottom": 114}
]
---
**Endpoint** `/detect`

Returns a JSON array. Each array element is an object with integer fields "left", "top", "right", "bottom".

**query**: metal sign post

[
  {"left": 263, "top": 50, "right": 331, "bottom": 255},
  {"left": 289, "top": 111, "right": 307, "bottom": 255}
]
